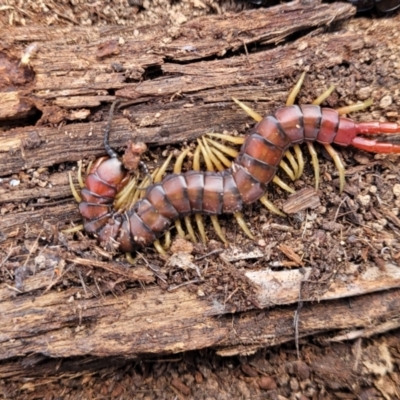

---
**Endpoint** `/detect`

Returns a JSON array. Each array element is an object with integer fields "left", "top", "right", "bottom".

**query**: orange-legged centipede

[{"left": 76, "top": 87, "right": 400, "bottom": 253}]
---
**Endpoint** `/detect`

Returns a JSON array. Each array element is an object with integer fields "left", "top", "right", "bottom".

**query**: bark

[{"left": 1, "top": 0, "right": 400, "bottom": 378}]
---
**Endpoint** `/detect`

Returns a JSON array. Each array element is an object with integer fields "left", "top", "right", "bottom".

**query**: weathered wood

[{"left": 1, "top": 1, "right": 400, "bottom": 378}]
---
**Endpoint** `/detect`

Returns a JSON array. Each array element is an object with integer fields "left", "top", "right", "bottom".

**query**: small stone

[
  {"left": 258, "top": 376, "right": 277, "bottom": 390},
  {"left": 357, "top": 194, "right": 371, "bottom": 206},
  {"left": 379, "top": 95, "right": 392, "bottom": 108},
  {"left": 357, "top": 87, "right": 372, "bottom": 100},
  {"left": 293, "top": 361, "right": 310, "bottom": 380},
  {"left": 241, "top": 363, "right": 258, "bottom": 377},
  {"left": 393, "top": 184, "right": 400, "bottom": 197},
  {"left": 289, "top": 377, "right": 299, "bottom": 391},
  {"left": 369, "top": 185, "right": 377, "bottom": 194}
]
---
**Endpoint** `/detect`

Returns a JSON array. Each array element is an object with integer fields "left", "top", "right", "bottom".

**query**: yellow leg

[
  {"left": 231, "top": 97, "right": 263, "bottom": 122},
  {"left": 272, "top": 176, "right": 295, "bottom": 194},
  {"left": 293, "top": 144, "right": 304, "bottom": 180},
  {"left": 336, "top": 99, "right": 373, "bottom": 115},
  {"left": 279, "top": 159, "right": 295, "bottom": 181},
  {"left": 284, "top": 150, "right": 299, "bottom": 179},
  {"left": 173, "top": 148, "right": 194, "bottom": 241},
  {"left": 69, "top": 172, "right": 82, "bottom": 203},
  {"left": 324, "top": 144, "right": 345, "bottom": 193},
  {"left": 184, "top": 216, "right": 197, "bottom": 243},
  {"left": 202, "top": 136, "right": 224, "bottom": 172},
  {"left": 205, "top": 137, "right": 239, "bottom": 158},
  {"left": 210, "top": 215, "right": 228, "bottom": 244},
  {"left": 195, "top": 213, "right": 207, "bottom": 243},
  {"left": 114, "top": 176, "right": 138, "bottom": 211},
  {"left": 163, "top": 231, "right": 171, "bottom": 250},
  {"left": 312, "top": 84, "right": 336, "bottom": 106},
  {"left": 77, "top": 160, "right": 85, "bottom": 188},
  {"left": 198, "top": 139, "right": 228, "bottom": 244},
  {"left": 208, "top": 145, "right": 233, "bottom": 168},
  {"left": 307, "top": 142, "right": 320, "bottom": 190},
  {"left": 308, "top": 83, "right": 337, "bottom": 189},
  {"left": 173, "top": 148, "right": 191, "bottom": 174},
  {"left": 206, "top": 132, "right": 245, "bottom": 145},
  {"left": 234, "top": 212, "right": 254, "bottom": 239},
  {"left": 286, "top": 71, "right": 306, "bottom": 106},
  {"left": 154, "top": 153, "right": 173, "bottom": 183},
  {"left": 258, "top": 194, "right": 286, "bottom": 217},
  {"left": 153, "top": 240, "right": 167, "bottom": 256},
  {"left": 62, "top": 224, "right": 84, "bottom": 233},
  {"left": 125, "top": 252, "right": 137, "bottom": 264}
]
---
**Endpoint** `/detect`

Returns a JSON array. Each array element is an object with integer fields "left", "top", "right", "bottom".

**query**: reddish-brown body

[{"left": 79, "top": 105, "right": 400, "bottom": 252}]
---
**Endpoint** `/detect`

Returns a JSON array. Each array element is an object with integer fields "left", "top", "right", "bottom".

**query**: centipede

[{"left": 69, "top": 73, "right": 400, "bottom": 256}]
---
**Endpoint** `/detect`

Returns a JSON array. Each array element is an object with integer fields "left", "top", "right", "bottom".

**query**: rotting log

[{"left": 1, "top": 0, "right": 400, "bottom": 378}]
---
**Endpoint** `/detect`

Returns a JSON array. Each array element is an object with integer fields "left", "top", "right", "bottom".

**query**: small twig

[
  {"left": 168, "top": 279, "right": 201, "bottom": 292},
  {"left": 195, "top": 248, "right": 223, "bottom": 261}
]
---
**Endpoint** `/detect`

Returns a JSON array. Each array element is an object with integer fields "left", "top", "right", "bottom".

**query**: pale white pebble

[
  {"left": 393, "top": 184, "right": 400, "bottom": 197},
  {"left": 357, "top": 194, "right": 371, "bottom": 206},
  {"left": 10, "top": 179, "right": 20, "bottom": 187},
  {"left": 379, "top": 95, "right": 392, "bottom": 109},
  {"left": 369, "top": 185, "right": 377, "bottom": 194}
]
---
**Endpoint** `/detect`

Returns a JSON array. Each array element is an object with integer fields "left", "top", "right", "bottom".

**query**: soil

[{"left": 1, "top": 1, "right": 400, "bottom": 399}]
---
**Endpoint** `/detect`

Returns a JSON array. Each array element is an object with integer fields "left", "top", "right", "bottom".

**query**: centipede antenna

[
  {"left": 104, "top": 100, "right": 120, "bottom": 159},
  {"left": 139, "top": 160, "right": 153, "bottom": 186}
]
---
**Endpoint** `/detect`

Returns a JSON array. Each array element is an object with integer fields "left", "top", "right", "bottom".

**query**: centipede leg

[
  {"left": 259, "top": 194, "right": 286, "bottom": 217},
  {"left": 285, "top": 72, "right": 306, "bottom": 180},
  {"left": 284, "top": 149, "right": 299, "bottom": 179},
  {"left": 309, "top": 84, "right": 337, "bottom": 189},
  {"left": 125, "top": 252, "right": 137, "bottom": 264},
  {"left": 272, "top": 176, "right": 295, "bottom": 194},
  {"left": 286, "top": 71, "right": 306, "bottom": 107},
  {"left": 279, "top": 159, "right": 296, "bottom": 181},
  {"left": 172, "top": 148, "right": 194, "bottom": 241},
  {"left": 153, "top": 240, "right": 167, "bottom": 256},
  {"left": 197, "top": 139, "right": 228, "bottom": 244},
  {"left": 232, "top": 97, "right": 263, "bottom": 122},
  {"left": 234, "top": 212, "right": 254, "bottom": 239},
  {"left": 210, "top": 215, "right": 228, "bottom": 244},
  {"left": 184, "top": 215, "right": 197, "bottom": 243},
  {"left": 69, "top": 172, "right": 82, "bottom": 203},
  {"left": 312, "top": 84, "right": 336, "bottom": 106},
  {"left": 195, "top": 213, "right": 207, "bottom": 243},
  {"left": 336, "top": 99, "right": 373, "bottom": 115},
  {"left": 324, "top": 144, "right": 345, "bottom": 193},
  {"left": 307, "top": 142, "right": 320, "bottom": 190},
  {"left": 77, "top": 160, "right": 85, "bottom": 188}
]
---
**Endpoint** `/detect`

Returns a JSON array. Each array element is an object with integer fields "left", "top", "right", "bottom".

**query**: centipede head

[{"left": 122, "top": 141, "right": 148, "bottom": 172}]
